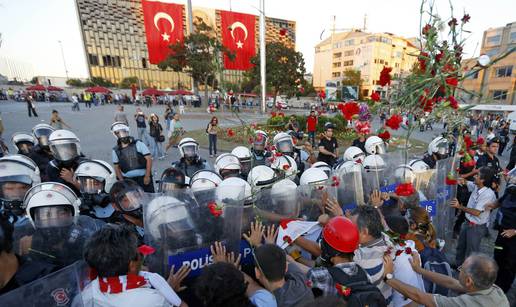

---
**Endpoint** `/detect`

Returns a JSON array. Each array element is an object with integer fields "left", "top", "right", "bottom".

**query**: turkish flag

[
  {"left": 141, "top": 0, "right": 184, "bottom": 64},
  {"left": 220, "top": 10, "right": 256, "bottom": 70}
]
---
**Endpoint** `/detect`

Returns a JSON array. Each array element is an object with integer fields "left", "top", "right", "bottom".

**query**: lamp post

[
  {"left": 58, "top": 40, "right": 69, "bottom": 80},
  {"left": 259, "top": 0, "right": 266, "bottom": 114}
]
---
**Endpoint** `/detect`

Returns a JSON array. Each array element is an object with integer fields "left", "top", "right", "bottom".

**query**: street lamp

[{"left": 58, "top": 40, "right": 69, "bottom": 80}]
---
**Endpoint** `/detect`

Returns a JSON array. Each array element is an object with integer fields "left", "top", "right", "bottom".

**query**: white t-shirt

[
  {"left": 465, "top": 182, "right": 496, "bottom": 225},
  {"left": 392, "top": 240, "right": 426, "bottom": 307}
]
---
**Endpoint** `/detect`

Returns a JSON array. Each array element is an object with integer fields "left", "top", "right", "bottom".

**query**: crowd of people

[{"left": 0, "top": 103, "right": 515, "bottom": 307}]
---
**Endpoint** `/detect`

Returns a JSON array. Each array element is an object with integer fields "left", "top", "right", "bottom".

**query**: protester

[
  {"left": 148, "top": 114, "right": 165, "bottom": 160},
  {"left": 165, "top": 113, "right": 184, "bottom": 152},
  {"left": 383, "top": 253, "right": 510, "bottom": 307},
  {"left": 317, "top": 122, "right": 338, "bottom": 167},
  {"left": 207, "top": 116, "right": 219, "bottom": 157},
  {"left": 50, "top": 110, "right": 71, "bottom": 130},
  {"left": 405, "top": 207, "right": 437, "bottom": 252},
  {"left": 164, "top": 104, "right": 174, "bottom": 132},
  {"left": 451, "top": 167, "right": 496, "bottom": 266},
  {"left": 306, "top": 110, "right": 317, "bottom": 147},
  {"left": 134, "top": 108, "right": 150, "bottom": 146},
  {"left": 114, "top": 105, "right": 129, "bottom": 125},
  {"left": 81, "top": 224, "right": 188, "bottom": 307},
  {"left": 26, "top": 95, "right": 38, "bottom": 117}
]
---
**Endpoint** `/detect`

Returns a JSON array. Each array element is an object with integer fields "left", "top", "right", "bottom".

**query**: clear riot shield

[
  {"left": 334, "top": 162, "right": 365, "bottom": 210},
  {"left": 433, "top": 157, "right": 457, "bottom": 251},
  {"left": 13, "top": 216, "right": 105, "bottom": 269},
  {"left": 0, "top": 261, "right": 90, "bottom": 307},
  {"left": 362, "top": 153, "right": 393, "bottom": 200},
  {"left": 144, "top": 188, "right": 244, "bottom": 277},
  {"left": 253, "top": 185, "right": 301, "bottom": 224},
  {"left": 296, "top": 184, "right": 328, "bottom": 222}
]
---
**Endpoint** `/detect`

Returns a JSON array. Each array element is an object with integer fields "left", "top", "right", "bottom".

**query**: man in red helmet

[{"left": 306, "top": 216, "right": 386, "bottom": 306}]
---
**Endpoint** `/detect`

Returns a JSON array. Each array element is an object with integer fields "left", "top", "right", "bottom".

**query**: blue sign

[
  {"left": 167, "top": 240, "right": 254, "bottom": 278},
  {"left": 420, "top": 200, "right": 437, "bottom": 217},
  {"left": 380, "top": 183, "right": 399, "bottom": 194}
]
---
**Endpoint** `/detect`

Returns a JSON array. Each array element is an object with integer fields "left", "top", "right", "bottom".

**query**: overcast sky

[{"left": 0, "top": 0, "right": 514, "bottom": 79}]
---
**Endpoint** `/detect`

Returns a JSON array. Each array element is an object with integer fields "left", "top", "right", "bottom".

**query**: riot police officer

[
  {"left": 273, "top": 132, "right": 305, "bottom": 175},
  {"left": 171, "top": 137, "right": 208, "bottom": 179},
  {"left": 46, "top": 129, "right": 85, "bottom": 195},
  {"left": 422, "top": 136, "right": 449, "bottom": 169},
  {"left": 109, "top": 179, "right": 146, "bottom": 243},
  {"left": 232, "top": 146, "right": 252, "bottom": 180},
  {"left": 28, "top": 124, "right": 55, "bottom": 181},
  {"left": 158, "top": 167, "right": 188, "bottom": 192},
  {"left": 11, "top": 132, "right": 36, "bottom": 156},
  {"left": 250, "top": 130, "right": 272, "bottom": 166},
  {"left": 111, "top": 122, "right": 154, "bottom": 192},
  {"left": 0, "top": 155, "right": 40, "bottom": 226},
  {"left": 75, "top": 159, "right": 118, "bottom": 223},
  {"left": 214, "top": 153, "right": 241, "bottom": 179}
]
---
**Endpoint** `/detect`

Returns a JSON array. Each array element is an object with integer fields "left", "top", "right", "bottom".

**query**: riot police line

[{"left": 0, "top": 120, "right": 456, "bottom": 305}]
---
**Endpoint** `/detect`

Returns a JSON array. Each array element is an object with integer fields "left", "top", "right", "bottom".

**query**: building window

[
  {"left": 492, "top": 90, "right": 508, "bottom": 101},
  {"left": 466, "top": 70, "right": 479, "bottom": 79},
  {"left": 486, "top": 35, "right": 501, "bottom": 45},
  {"left": 332, "top": 72, "right": 341, "bottom": 78},
  {"left": 495, "top": 66, "right": 513, "bottom": 78},
  {"left": 344, "top": 50, "right": 354, "bottom": 57},
  {"left": 333, "top": 52, "right": 342, "bottom": 59},
  {"left": 486, "top": 48, "right": 499, "bottom": 57},
  {"left": 333, "top": 62, "right": 342, "bottom": 68},
  {"left": 395, "top": 63, "right": 400, "bottom": 68},
  {"left": 344, "top": 39, "right": 354, "bottom": 46},
  {"left": 142, "top": 58, "right": 148, "bottom": 69},
  {"left": 88, "top": 54, "right": 99, "bottom": 66},
  {"left": 102, "top": 55, "right": 112, "bottom": 66},
  {"left": 511, "top": 32, "right": 516, "bottom": 43},
  {"left": 343, "top": 60, "right": 353, "bottom": 66}
]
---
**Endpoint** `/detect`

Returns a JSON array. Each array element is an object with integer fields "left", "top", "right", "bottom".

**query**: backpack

[
  {"left": 328, "top": 266, "right": 387, "bottom": 307},
  {"left": 419, "top": 242, "right": 452, "bottom": 296}
]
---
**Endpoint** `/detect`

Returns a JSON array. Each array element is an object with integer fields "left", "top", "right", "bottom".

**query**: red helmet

[{"left": 322, "top": 216, "right": 359, "bottom": 253}]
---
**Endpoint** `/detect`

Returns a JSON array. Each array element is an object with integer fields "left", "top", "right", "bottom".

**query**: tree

[
  {"left": 30, "top": 77, "right": 38, "bottom": 84},
  {"left": 159, "top": 20, "right": 233, "bottom": 105},
  {"left": 119, "top": 76, "right": 141, "bottom": 89},
  {"left": 341, "top": 69, "right": 362, "bottom": 86},
  {"left": 66, "top": 78, "right": 83, "bottom": 87},
  {"left": 246, "top": 42, "right": 306, "bottom": 103},
  {"left": 90, "top": 76, "right": 115, "bottom": 87}
]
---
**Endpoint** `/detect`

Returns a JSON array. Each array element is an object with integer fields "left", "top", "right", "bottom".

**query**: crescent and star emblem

[
  {"left": 230, "top": 21, "right": 248, "bottom": 48},
  {"left": 154, "top": 12, "right": 175, "bottom": 42}
]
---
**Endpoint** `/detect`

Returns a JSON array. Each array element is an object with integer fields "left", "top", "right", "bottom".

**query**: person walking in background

[
  {"left": 26, "top": 94, "right": 38, "bottom": 117},
  {"left": 149, "top": 114, "right": 165, "bottom": 160},
  {"left": 71, "top": 93, "right": 80, "bottom": 111},
  {"left": 207, "top": 116, "right": 219, "bottom": 157},
  {"left": 166, "top": 113, "right": 184, "bottom": 152},
  {"left": 306, "top": 110, "right": 318, "bottom": 147},
  {"left": 164, "top": 103, "right": 174, "bottom": 132},
  {"left": 114, "top": 105, "right": 129, "bottom": 125},
  {"left": 50, "top": 110, "right": 71, "bottom": 130},
  {"left": 134, "top": 107, "right": 150, "bottom": 146},
  {"left": 498, "top": 122, "right": 509, "bottom": 156},
  {"left": 179, "top": 98, "right": 185, "bottom": 114}
]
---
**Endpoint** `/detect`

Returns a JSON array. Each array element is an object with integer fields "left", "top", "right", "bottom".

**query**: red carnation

[
  {"left": 283, "top": 235, "right": 293, "bottom": 244},
  {"left": 448, "top": 18, "right": 458, "bottom": 27},
  {"left": 278, "top": 112, "right": 285, "bottom": 117},
  {"left": 445, "top": 173, "right": 458, "bottom": 185},
  {"left": 405, "top": 247, "right": 413, "bottom": 255},
  {"left": 395, "top": 250, "right": 403, "bottom": 257},
  {"left": 335, "top": 283, "right": 352, "bottom": 297},
  {"left": 418, "top": 52, "right": 429, "bottom": 71},
  {"left": 279, "top": 218, "right": 297, "bottom": 229},
  {"left": 448, "top": 96, "right": 459, "bottom": 110},
  {"left": 371, "top": 91, "right": 381, "bottom": 102},
  {"left": 282, "top": 164, "right": 290, "bottom": 170},
  {"left": 445, "top": 77, "right": 459, "bottom": 87},
  {"left": 476, "top": 136, "right": 485, "bottom": 145},
  {"left": 461, "top": 14, "right": 471, "bottom": 24},
  {"left": 208, "top": 202, "right": 223, "bottom": 217},
  {"left": 395, "top": 182, "right": 415, "bottom": 197},
  {"left": 275, "top": 152, "right": 283, "bottom": 157},
  {"left": 137, "top": 245, "right": 156, "bottom": 256},
  {"left": 378, "top": 130, "right": 391, "bottom": 141},
  {"left": 271, "top": 112, "right": 277, "bottom": 117},
  {"left": 422, "top": 24, "right": 432, "bottom": 36},
  {"left": 339, "top": 102, "right": 360, "bottom": 120},
  {"left": 386, "top": 115, "right": 403, "bottom": 130},
  {"left": 378, "top": 66, "right": 392, "bottom": 87},
  {"left": 226, "top": 128, "right": 235, "bottom": 138},
  {"left": 248, "top": 137, "right": 254, "bottom": 144},
  {"left": 435, "top": 51, "right": 444, "bottom": 63},
  {"left": 464, "top": 135, "right": 473, "bottom": 149}
]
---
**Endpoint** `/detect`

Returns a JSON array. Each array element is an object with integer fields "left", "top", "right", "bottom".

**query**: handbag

[{"left": 158, "top": 135, "right": 165, "bottom": 142}]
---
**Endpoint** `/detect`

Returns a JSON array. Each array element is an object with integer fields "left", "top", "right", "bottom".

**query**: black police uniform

[
  {"left": 113, "top": 138, "right": 154, "bottom": 193},
  {"left": 250, "top": 148, "right": 272, "bottom": 167},
  {"left": 28, "top": 145, "right": 54, "bottom": 182},
  {"left": 46, "top": 157, "right": 86, "bottom": 195},
  {"left": 171, "top": 158, "right": 208, "bottom": 178},
  {"left": 422, "top": 153, "right": 437, "bottom": 169},
  {"left": 493, "top": 188, "right": 516, "bottom": 292}
]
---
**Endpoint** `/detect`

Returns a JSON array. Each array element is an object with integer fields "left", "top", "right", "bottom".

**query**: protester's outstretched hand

[
  {"left": 325, "top": 197, "right": 343, "bottom": 217},
  {"left": 243, "top": 221, "right": 264, "bottom": 247},
  {"left": 450, "top": 198, "right": 460, "bottom": 209},
  {"left": 167, "top": 264, "right": 191, "bottom": 292},
  {"left": 370, "top": 190, "right": 384, "bottom": 207},
  {"left": 263, "top": 224, "right": 278, "bottom": 245},
  {"left": 408, "top": 252, "right": 423, "bottom": 274},
  {"left": 210, "top": 241, "right": 241, "bottom": 268}
]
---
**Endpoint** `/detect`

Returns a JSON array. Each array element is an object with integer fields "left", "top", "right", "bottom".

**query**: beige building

[
  {"left": 75, "top": 0, "right": 296, "bottom": 89},
  {"left": 313, "top": 30, "right": 419, "bottom": 99},
  {"left": 459, "top": 22, "right": 516, "bottom": 105}
]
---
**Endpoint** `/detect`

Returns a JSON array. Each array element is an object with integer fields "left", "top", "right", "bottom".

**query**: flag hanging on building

[
  {"left": 141, "top": 0, "right": 184, "bottom": 64},
  {"left": 220, "top": 10, "right": 256, "bottom": 70}
]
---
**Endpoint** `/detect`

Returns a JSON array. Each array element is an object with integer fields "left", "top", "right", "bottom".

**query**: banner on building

[
  {"left": 220, "top": 10, "right": 256, "bottom": 70},
  {"left": 141, "top": 0, "right": 184, "bottom": 64}
]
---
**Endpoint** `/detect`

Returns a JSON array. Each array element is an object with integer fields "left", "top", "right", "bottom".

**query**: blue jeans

[
  {"left": 137, "top": 127, "right": 150, "bottom": 145},
  {"left": 209, "top": 134, "right": 217, "bottom": 155},
  {"left": 308, "top": 131, "right": 316, "bottom": 146},
  {"left": 150, "top": 137, "right": 164, "bottom": 158}
]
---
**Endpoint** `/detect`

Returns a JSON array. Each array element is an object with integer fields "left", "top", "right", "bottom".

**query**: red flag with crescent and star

[
  {"left": 141, "top": 0, "right": 184, "bottom": 64},
  {"left": 220, "top": 10, "right": 256, "bottom": 70}
]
